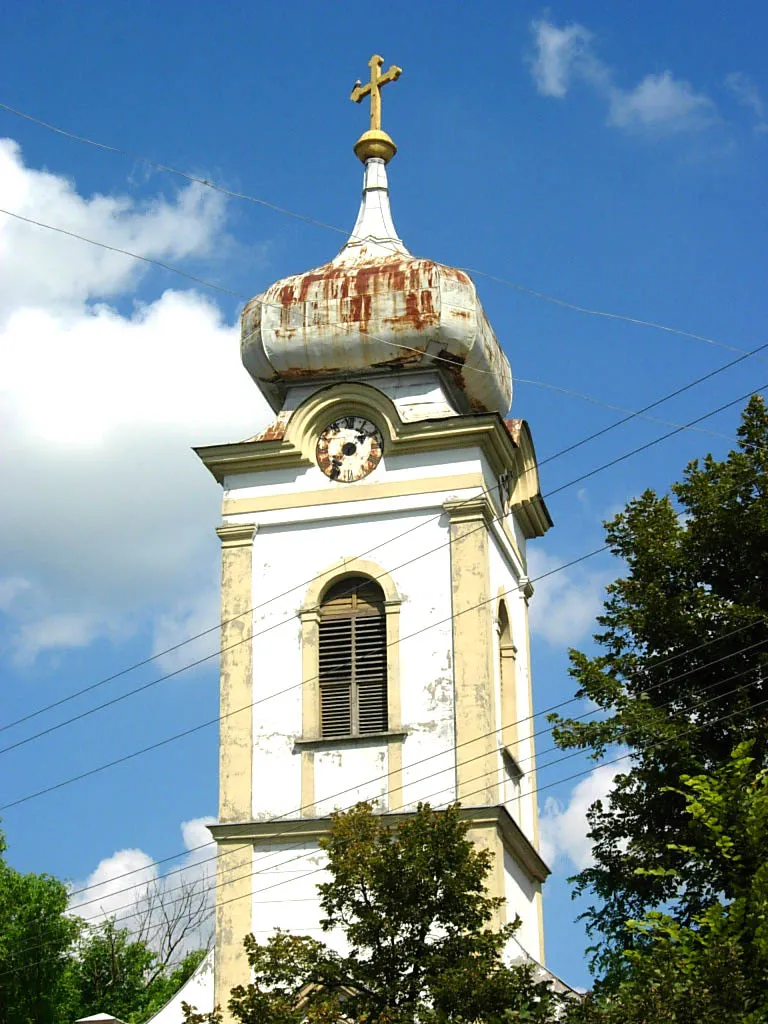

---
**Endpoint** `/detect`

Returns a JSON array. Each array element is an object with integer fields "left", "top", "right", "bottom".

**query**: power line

[
  {"left": 3, "top": 326, "right": 762, "bottom": 746},
  {"left": 0, "top": 207, "right": 250, "bottom": 300},
  {"left": 0, "top": 383, "right": 759, "bottom": 823},
  {"left": 2, "top": 373, "right": 760, "bottom": 762},
  {"left": 11, "top": 665, "right": 768, "bottom": 976},
  {"left": 546, "top": 383, "right": 765, "bottom": 496},
  {"left": 0, "top": 98, "right": 760, "bottom": 363},
  {"left": 63, "top": 641, "right": 766, "bottom": 925},
  {"left": 53, "top": 615, "right": 765, "bottom": 919},
  {"left": 4, "top": 676, "right": 766, "bottom": 977},
  {"left": 0, "top": 542, "right": 609, "bottom": 811}
]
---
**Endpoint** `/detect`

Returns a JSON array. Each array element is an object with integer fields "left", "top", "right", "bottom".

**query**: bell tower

[{"left": 196, "top": 56, "right": 553, "bottom": 1015}]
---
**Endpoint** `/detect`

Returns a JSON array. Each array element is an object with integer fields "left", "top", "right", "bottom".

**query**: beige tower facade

[{"left": 196, "top": 69, "right": 553, "bottom": 1018}]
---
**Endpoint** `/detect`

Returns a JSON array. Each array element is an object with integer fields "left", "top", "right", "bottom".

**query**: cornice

[
  {"left": 444, "top": 495, "right": 495, "bottom": 526},
  {"left": 196, "top": 383, "right": 552, "bottom": 538},
  {"left": 215, "top": 522, "right": 258, "bottom": 548},
  {"left": 209, "top": 803, "right": 549, "bottom": 883}
]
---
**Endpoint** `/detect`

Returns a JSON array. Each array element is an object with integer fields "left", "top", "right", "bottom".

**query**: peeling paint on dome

[{"left": 240, "top": 159, "right": 512, "bottom": 416}]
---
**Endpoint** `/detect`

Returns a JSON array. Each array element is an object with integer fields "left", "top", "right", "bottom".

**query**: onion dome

[{"left": 240, "top": 71, "right": 512, "bottom": 418}]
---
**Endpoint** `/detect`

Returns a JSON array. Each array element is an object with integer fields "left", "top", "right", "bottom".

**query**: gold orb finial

[{"left": 350, "top": 53, "right": 402, "bottom": 163}]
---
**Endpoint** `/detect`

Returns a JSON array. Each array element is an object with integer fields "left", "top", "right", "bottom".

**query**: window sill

[{"left": 294, "top": 730, "right": 408, "bottom": 752}]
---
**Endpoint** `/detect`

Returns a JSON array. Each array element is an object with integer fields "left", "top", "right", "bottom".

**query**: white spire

[{"left": 334, "top": 158, "right": 409, "bottom": 264}]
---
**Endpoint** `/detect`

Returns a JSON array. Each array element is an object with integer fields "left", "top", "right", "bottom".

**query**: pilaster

[
  {"left": 214, "top": 521, "right": 256, "bottom": 1019},
  {"left": 444, "top": 497, "right": 499, "bottom": 806}
]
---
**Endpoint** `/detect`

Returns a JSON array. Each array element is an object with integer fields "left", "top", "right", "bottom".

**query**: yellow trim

[
  {"left": 209, "top": 803, "right": 549, "bottom": 881},
  {"left": 196, "top": 383, "right": 552, "bottom": 538},
  {"left": 497, "top": 599, "right": 519, "bottom": 755},
  {"left": 444, "top": 497, "right": 499, "bottom": 806},
  {"left": 213, "top": 840, "right": 252, "bottom": 1022},
  {"left": 214, "top": 526, "right": 256, "bottom": 1020},
  {"left": 215, "top": 524, "right": 256, "bottom": 823},
  {"left": 467, "top": 823, "right": 506, "bottom": 930},
  {"left": 519, "top": 579, "right": 541, "bottom": 852},
  {"left": 299, "top": 609, "right": 321, "bottom": 813},
  {"left": 222, "top": 471, "right": 486, "bottom": 516},
  {"left": 300, "top": 557, "right": 403, "bottom": 813},
  {"left": 302, "top": 556, "right": 401, "bottom": 610},
  {"left": 384, "top": 599, "right": 403, "bottom": 810}
]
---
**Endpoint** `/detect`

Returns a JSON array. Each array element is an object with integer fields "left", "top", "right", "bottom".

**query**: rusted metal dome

[{"left": 241, "top": 159, "right": 512, "bottom": 416}]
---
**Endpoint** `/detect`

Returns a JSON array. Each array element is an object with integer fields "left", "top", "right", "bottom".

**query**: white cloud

[
  {"left": 725, "top": 71, "right": 768, "bottom": 133},
  {"left": 528, "top": 19, "right": 715, "bottom": 135},
  {"left": 0, "top": 139, "right": 272, "bottom": 664},
  {"left": 528, "top": 20, "right": 595, "bottom": 98},
  {"left": 69, "top": 816, "right": 216, "bottom": 954},
  {"left": 608, "top": 72, "right": 715, "bottom": 132},
  {"left": 539, "top": 763, "right": 617, "bottom": 870},
  {"left": 69, "top": 846, "right": 159, "bottom": 921},
  {"left": 527, "top": 549, "right": 608, "bottom": 648},
  {"left": 0, "top": 138, "right": 227, "bottom": 321},
  {"left": 0, "top": 576, "right": 31, "bottom": 611},
  {"left": 150, "top": 585, "right": 221, "bottom": 675}
]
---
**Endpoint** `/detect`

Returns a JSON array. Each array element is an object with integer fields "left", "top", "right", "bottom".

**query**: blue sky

[{"left": 0, "top": 0, "right": 765, "bottom": 990}]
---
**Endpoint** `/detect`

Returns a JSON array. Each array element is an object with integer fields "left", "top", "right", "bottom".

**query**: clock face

[{"left": 316, "top": 416, "right": 383, "bottom": 483}]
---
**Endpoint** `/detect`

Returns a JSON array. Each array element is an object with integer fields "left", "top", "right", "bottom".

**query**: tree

[
  {"left": 63, "top": 918, "right": 207, "bottom": 1024},
  {"left": 564, "top": 741, "right": 768, "bottom": 1023},
  {"left": 133, "top": 873, "right": 212, "bottom": 977},
  {"left": 0, "top": 826, "right": 209, "bottom": 1024},
  {"left": 549, "top": 395, "right": 768, "bottom": 977},
  {"left": 62, "top": 918, "right": 157, "bottom": 1023},
  {"left": 0, "top": 831, "right": 80, "bottom": 1024},
  {"left": 186, "top": 803, "right": 564, "bottom": 1024}
]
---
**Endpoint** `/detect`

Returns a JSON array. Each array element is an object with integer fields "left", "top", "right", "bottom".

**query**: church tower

[{"left": 196, "top": 55, "right": 553, "bottom": 1014}]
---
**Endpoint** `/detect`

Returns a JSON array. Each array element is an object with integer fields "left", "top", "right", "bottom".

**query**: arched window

[{"left": 318, "top": 576, "right": 388, "bottom": 738}]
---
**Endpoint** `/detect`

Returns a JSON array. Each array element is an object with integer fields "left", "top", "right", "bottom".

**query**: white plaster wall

[
  {"left": 314, "top": 743, "right": 388, "bottom": 816},
  {"left": 487, "top": 516, "right": 545, "bottom": 850},
  {"left": 503, "top": 847, "right": 541, "bottom": 962},
  {"left": 224, "top": 446, "right": 487, "bottom": 503},
  {"left": 244, "top": 481, "right": 465, "bottom": 821},
  {"left": 145, "top": 949, "right": 214, "bottom": 1024},
  {"left": 278, "top": 372, "right": 460, "bottom": 423},
  {"left": 251, "top": 842, "right": 349, "bottom": 955},
  {"left": 216, "top": 436, "right": 546, "bottom": 966}
]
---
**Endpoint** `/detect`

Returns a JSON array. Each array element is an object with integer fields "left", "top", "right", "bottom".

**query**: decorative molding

[
  {"left": 293, "top": 730, "right": 407, "bottom": 752},
  {"left": 209, "top": 804, "right": 550, "bottom": 883},
  {"left": 301, "top": 556, "right": 402, "bottom": 610},
  {"left": 447, "top": 493, "right": 498, "bottom": 806},
  {"left": 222, "top": 473, "right": 486, "bottom": 516},
  {"left": 196, "top": 383, "right": 552, "bottom": 537},
  {"left": 215, "top": 522, "right": 257, "bottom": 548},
  {"left": 443, "top": 495, "right": 495, "bottom": 526}
]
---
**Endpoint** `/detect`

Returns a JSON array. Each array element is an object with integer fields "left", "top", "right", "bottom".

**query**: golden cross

[{"left": 350, "top": 54, "right": 402, "bottom": 132}]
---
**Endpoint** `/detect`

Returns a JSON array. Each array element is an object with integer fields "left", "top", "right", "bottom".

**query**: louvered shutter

[
  {"left": 319, "top": 577, "right": 388, "bottom": 738},
  {"left": 355, "top": 614, "right": 387, "bottom": 733}
]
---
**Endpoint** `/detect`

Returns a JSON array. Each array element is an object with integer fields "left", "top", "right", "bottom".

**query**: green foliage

[
  {"left": 62, "top": 919, "right": 208, "bottom": 1024},
  {"left": 549, "top": 395, "right": 768, "bottom": 976},
  {"left": 140, "top": 950, "right": 208, "bottom": 1022},
  {"left": 0, "top": 830, "right": 80, "bottom": 1024},
  {"left": 0, "top": 827, "right": 206, "bottom": 1024},
  {"left": 185, "top": 803, "right": 563, "bottom": 1024},
  {"left": 565, "top": 743, "right": 768, "bottom": 1022}
]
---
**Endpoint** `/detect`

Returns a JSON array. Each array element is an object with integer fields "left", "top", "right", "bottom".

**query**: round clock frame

[{"left": 316, "top": 415, "right": 384, "bottom": 483}]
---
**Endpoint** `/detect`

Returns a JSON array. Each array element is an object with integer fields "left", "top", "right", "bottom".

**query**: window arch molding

[
  {"left": 299, "top": 557, "right": 403, "bottom": 743},
  {"left": 497, "top": 598, "right": 519, "bottom": 757}
]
